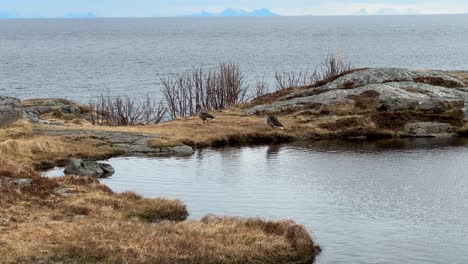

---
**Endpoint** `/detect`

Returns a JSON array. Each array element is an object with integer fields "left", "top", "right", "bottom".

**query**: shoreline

[{"left": 1, "top": 67, "right": 468, "bottom": 263}]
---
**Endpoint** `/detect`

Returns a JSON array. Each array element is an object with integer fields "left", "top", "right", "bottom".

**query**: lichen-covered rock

[
  {"left": 64, "top": 159, "right": 115, "bottom": 178},
  {"left": 0, "top": 96, "right": 23, "bottom": 127},
  {"left": 247, "top": 68, "right": 468, "bottom": 116},
  {"left": 318, "top": 68, "right": 466, "bottom": 90}
]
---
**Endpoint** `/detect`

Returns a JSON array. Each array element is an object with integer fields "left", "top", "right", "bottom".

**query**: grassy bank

[
  {"left": 0, "top": 118, "right": 321, "bottom": 263},
  {"left": 0, "top": 163, "right": 321, "bottom": 264}
]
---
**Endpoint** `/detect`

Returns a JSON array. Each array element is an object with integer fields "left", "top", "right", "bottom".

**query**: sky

[{"left": 1, "top": 0, "right": 468, "bottom": 18}]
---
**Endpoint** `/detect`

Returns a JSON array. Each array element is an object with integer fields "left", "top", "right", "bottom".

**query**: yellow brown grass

[
  {"left": 55, "top": 109, "right": 297, "bottom": 148},
  {"left": 0, "top": 175, "right": 320, "bottom": 264},
  {"left": 0, "top": 126, "right": 120, "bottom": 169}
]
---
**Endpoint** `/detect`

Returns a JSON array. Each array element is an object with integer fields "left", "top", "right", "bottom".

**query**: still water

[
  {"left": 2, "top": 15, "right": 468, "bottom": 102},
  {"left": 46, "top": 138, "right": 468, "bottom": 264}
]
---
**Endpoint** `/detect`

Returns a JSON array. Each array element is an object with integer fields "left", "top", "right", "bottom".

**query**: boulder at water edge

[{"left": 64, "top": 158, "right": 115, "bottom": 178}]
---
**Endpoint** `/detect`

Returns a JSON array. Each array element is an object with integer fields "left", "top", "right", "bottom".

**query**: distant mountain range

[{"left": 190, "top": 8, "right": 279, "bottom": 17}]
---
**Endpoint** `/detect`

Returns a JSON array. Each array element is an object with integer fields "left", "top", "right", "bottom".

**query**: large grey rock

[
  {"left": 0, "top": 96, "right": 23, "bottom": 126},
  {"left": 404, "top": 122, "right": 455, "bottom": 137},
  {"left": 318, "top": 68, "right": 466, "bottom": 90},
  {"left": 246, "top": 68, "right": 468, "bottom": 117},
  {"left": 64, "top": 159, "right": 115, "bottom": 178}
]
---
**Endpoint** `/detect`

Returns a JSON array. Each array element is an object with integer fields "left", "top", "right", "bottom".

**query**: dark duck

[
  {"left": 266, "top": 114, "right": 284, "bottom": 129},
  {"left": 196, "top": 104, "right": 215, "bottom": 125}
]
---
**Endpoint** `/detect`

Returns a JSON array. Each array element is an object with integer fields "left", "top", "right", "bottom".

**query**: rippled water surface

[
  {"left": 2, "top": 15, "right": 468, "bottom": 102},
  {"left": 47, "top": 138, "right": 468, "bottom": 264}
]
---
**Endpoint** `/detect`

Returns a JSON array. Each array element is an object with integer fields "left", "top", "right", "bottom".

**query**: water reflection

[
  {"left": 292, "top": 137, "right": 468, "bottom": 152},
  {"left": 45, "top": 138, "right": 468, "bottom": 264},
  {"left": 266, "top": 144, "right": 281, "bottom": 159}
]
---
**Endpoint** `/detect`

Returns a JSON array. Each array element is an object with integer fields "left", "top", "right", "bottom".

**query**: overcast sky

[{"left": 1, "top": 0, "right": 468, "bottom": 17}]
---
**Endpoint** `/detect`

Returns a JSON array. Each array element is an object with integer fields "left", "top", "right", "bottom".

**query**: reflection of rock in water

[
  {"left": 291, "top": 137, "right": 468, "bottom": 153},
  {"left": 266, "top": 144, "right": 281, "bottom": 159}
]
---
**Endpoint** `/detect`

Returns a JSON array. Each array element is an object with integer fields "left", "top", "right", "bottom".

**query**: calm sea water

[
  {"left": 46, "top": 138, "right": 468, "bottom": 264},
  {"left": 1, "top": 15, "right": 468, "bottom": 103}
]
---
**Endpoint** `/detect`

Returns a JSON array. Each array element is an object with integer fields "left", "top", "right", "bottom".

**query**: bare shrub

[
  {"left": 319, "top": 54, "right": 354, "bottom": 81},
  {"left": 160, "top": 63, "right": 248, "bottom": 119},
  {"left": 89, "top": 93, "right": 166, "bottom": 126},
  {"left": 255, "top": 76, "right": 269, "bottom": 97},
  {"left": 274, "top": 52, "right": 355, "bottom": 91},
  {"left": 274, "top": 69, "right": 319, "bottom": 90},
  {"left": 160, "top": 73, "right": 194, "bottom": 119}
]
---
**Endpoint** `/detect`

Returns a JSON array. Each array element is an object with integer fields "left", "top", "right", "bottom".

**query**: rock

[
  {"left": 247, "top": 68, "right": 468, "bottom": 116},
  {"left": 23, "top": 108, "right": 41, "bottom": 123},
  {"left": 404, "top": 122, "right": 455, "bottom": 137},
  {"left": 36, "top": 128, "right": 188, "bottom": 156},
  {"left": 21, "top": 98, "right": 88, "bottom": 123},
  {"left": 55, "top": 187, "right": 77, "bottom": 197},
  {"left": 318, "top": 68, "right": 466, "bottom": 90},
  {"left": 0, "top": 96, "right": 23, "bottom": 127},
  {"left": 64, "top": 159, "right": 115, "bottom": 178},
  {"left": 164, "top": 145, "right": 195, "bottom": 155},
  {"left": 99, "top": 163, "right": 115, "bottom": 177}
]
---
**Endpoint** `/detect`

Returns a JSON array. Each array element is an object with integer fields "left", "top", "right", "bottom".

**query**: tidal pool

[{"left": 46, "top": 138, "right": 468, "bottom": 264}]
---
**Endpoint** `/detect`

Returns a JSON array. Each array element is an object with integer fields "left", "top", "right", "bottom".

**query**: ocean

[{"left": 1, "top": 15, "right": 468, "bottom": 103}]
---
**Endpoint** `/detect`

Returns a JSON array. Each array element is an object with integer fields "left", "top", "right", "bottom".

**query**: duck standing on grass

[
  {"left": 266, "top": 114, "right": 284, "bottom": 130},
  {"left": 196, "top": 104, "right": 215, "bottom": 125}
]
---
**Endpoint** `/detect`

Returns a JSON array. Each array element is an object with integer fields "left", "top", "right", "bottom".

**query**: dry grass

[
  {"left": 0, "top": 119, "right": 34, "bottom": 141},
  {"left": 31, "top": 103, "right": 411, "bottom": 149},
  {"left": 0, "top": 217, "right": 319, "bottom": 264},
  {"left": 0, "top": 173, "right": 320, "bottom": 264},
  {"left": 0, "top": 120, "right": 120, "bottom": 170},
  {"left": 45, "top": 109, "right": 297, "bottom": 148},
  {"left": 0, "top": 134, "right": 119, "bottom": 169}
]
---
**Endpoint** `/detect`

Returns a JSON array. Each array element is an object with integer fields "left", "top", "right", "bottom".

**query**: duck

[
  {"left": 197, "top": 104, "right": 215, "bottom": 125},
  {"left": 266, "top": 114, "right": 284, "bottom": 130}
]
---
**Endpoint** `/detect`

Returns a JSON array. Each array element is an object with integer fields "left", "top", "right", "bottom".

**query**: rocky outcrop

[
  {"left": 22, "top": 98, "right": 89, "bottom": 124},
  {"left": 247, "top": 68, "right": 468, "bottom": 115},
  {"left": 0, "top": 96, "right": 23, "bottom": 126},
  {"left": 36, "top": 128, "right": 195, "bottom": 156},
  {"left": 246, "top": 68, "right": 468, "bottom": 137},
  {"left": 64, "top": 159, "right": 115, "bottom": 178}
]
